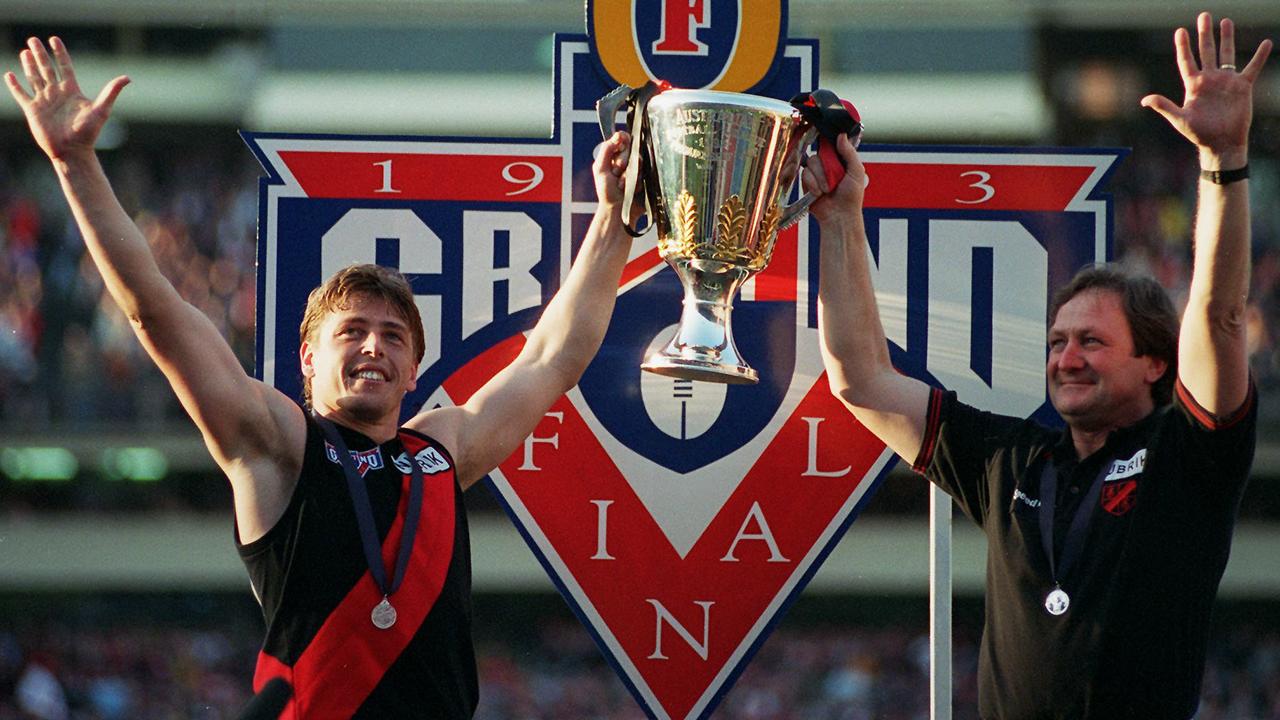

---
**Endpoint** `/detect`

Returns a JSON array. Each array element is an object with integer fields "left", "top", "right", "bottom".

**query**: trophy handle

[
  {"left": 596, "top": 84, "right": 634, "bottom": 141},
  {"left": 777, "top": 193, "right": 818, "bottom": 231},
  {"left": 777, "top": 124, "right": 820, "bottom": 230},
  {"left": 596, "top": 82, "right": 670, "bottom": 237},
  {"left": 776, "top": 90, "right": 864, "bottom": 230}
]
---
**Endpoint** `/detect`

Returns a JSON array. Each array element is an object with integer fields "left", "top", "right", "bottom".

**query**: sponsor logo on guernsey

[
  {"left": 393, "top": 447, "right": 452, "bottom": 475},
  {"left": 323, "top": 442, "right": 385, "bottom": 477},
  {"left": 1104, "top": 449, "right": 1146, "bottom": 482},
  {"left": 1014, "top": 488, "right": 1041, "bottom": 509}
]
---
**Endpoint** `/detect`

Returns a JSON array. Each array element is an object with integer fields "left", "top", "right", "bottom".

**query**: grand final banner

[{"left": 245, "top": 1, "right": 1122, "bottom": 717}]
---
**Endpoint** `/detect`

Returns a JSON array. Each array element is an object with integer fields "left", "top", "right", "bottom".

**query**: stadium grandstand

[{"left": 1, "top": 1, "right": 1279, "bottom": 717}]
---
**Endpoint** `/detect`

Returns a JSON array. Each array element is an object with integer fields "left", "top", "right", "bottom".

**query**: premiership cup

[{"left": 616, "top": 89, "right": 818, "bottom": 384}]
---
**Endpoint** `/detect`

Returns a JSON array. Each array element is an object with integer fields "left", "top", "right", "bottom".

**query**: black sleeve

[
  {"left": 1171, "top": 377, "right": 1258, "bottom": 504},
  {"left": 913, "top": 387, "right": 1026, "bottom": 527}
]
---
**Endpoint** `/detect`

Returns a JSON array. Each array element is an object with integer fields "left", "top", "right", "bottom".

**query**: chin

[
  {"left": 320, "top": 390, "right": 395, "bottom": 421},
  {"left": 347, "top": 395, "right": 400, "bottom": 418},
  {"left": 1051, "top": 396, "right": 1094, "bottom": 423}
]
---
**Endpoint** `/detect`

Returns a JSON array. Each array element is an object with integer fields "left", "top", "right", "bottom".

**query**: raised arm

[
  {"left": 1141, "top": 13, "right": 1272, "bottom": 417},
  {"left": 6, "top": 38, "right": 304, "bottom": 541},
  {"left": 810, "top": 135, "right": 932, "bottom": 463},
  {"left": 407, "top": 132, "right": 634, "bottom": 488}
]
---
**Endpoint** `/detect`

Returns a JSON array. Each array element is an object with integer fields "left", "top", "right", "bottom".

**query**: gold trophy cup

[{"left": 604, "top": 88, "right": 818, "bottom": 384}]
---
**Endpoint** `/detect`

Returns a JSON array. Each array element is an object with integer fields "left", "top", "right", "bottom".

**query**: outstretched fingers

[
  {"left": 1174, "top": 27, "right": 1198, "bottom": 80},
  {"left": 1197, "top": 12, "right": 1218, "bottom": 70},
  {"left": 49, "top": 36, "right": 80, "bottom": 92},
  {"left": 19, "top": 48, "right": 44, "bottom": 93},
  {"left": 1240, "top": 38, "right": 1274, "bottom": 82},
  {"left": 26, "top": 37, "right": 58, "bottom": 85},
  {"left": 1218, "top": 18, "right": 1237, "bottom": 69},
  {"left": 4, "top": 71, "right": 31, "bottom": 107}
]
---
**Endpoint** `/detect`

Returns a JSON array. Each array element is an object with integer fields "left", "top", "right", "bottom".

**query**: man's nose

[
  {"left": 1058, "top": 339, "right": 1085, "bottom": 368},
  {"left": 361, "top": 333, "right": 384, "bottom": 356}
]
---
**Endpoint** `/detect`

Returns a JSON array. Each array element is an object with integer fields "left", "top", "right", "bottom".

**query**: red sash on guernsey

[{"left": 253, "top": 432, "right": 457, "bottom": 718}]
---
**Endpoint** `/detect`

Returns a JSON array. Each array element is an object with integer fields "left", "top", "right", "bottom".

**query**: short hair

[
  {"left": 1047, "top": 265, "right": 1179, "bottom": 407},
  {"left": 298, "top": 264, "right": 425, "bottom": 406}
]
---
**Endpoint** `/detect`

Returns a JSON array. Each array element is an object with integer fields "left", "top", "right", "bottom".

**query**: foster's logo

[{"left": 589, "top": 0, "right": 786, "bottom": 91}]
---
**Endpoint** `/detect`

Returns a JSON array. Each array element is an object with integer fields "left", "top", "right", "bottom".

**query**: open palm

[
  {"left": 4, "top": 36, "right": 129, "bottom": 161},
  {"left": 1140, "top": 14, "right": 1273, "bottom": 161}
]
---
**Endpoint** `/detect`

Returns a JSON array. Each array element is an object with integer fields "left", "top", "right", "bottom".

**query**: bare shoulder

[
  {"left": 402, "top": 405, "right": 473, "bottom": 483},
  {"left": 219, "top": 382, "right": 310, "bottom": 543},
  {"left": 403, "top": 405, "right": 464, "bottom": 452}
]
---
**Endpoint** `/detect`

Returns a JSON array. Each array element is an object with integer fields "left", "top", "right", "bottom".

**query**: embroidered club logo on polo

[
  {"left": 1102, "top": 480, "right": 1138, "bottom": 516},
  {"left": 247, "top": 0, "right": 1118, "bottom": 716},
  {"left": 322, "top": 442, "right": 384, "bottom": 478},
  {"left": 1101, "top": 448, "right": 1145, "bottom": 516}
]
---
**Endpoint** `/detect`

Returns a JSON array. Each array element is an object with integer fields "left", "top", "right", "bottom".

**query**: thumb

[
  {"left": 92, "top": 75, "right": 129, "bottom": 116},
  {"left": 1139, "top": 93, "right": 1180, "bottom": 122}
]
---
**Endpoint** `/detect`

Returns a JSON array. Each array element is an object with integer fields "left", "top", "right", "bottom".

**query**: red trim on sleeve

[
  {"left": 252, "top": 433, "right": 458, "bottom": 717},
  {"left": 1175, "top": 378, "right": 1256, "bottom": 430},
  {"left": 912, "top": 387, "right": 945, "bottom": 474}
]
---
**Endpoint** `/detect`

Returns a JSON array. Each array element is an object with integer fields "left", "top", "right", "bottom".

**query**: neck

[
  {"left": 1066, "top": 401, "right": 1155, "bottom": 460},
  {"left": 313, "top": 404, "right": 400, "bottom": 444},
  {"left": 1069, "top": 427, "right": 1110, "bottom": 460}
]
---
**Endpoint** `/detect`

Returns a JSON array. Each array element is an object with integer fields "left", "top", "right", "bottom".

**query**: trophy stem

[{"left": 642, "top": 262, "right": 758, "bottom": 384}]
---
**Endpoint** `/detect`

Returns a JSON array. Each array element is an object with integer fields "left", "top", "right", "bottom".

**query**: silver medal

[
  {"left": 1044, "top": 588, "right": 1070, "bottom": 616},
  {"left": 372, "top": 597, "right": 398, "bottom": 630}
]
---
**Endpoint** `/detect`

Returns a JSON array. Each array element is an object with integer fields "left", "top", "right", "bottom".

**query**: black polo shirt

[{"left": 914, "top": 379, "right": 1256, "bottom": 719}]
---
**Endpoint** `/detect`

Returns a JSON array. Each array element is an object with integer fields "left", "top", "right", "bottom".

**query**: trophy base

[{"left": 641, "top": 355, "right": 759, "bottom": 385}]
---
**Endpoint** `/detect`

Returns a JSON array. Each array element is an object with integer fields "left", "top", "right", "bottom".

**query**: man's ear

[
  {"left": 1145, "top": 355, "right": 1169, "bottom": 385},
  {"left": 300, "top": 341, "right": 315, "bottom": 378},
  {"left": 405, "top": 363, "right": 418, "bottom": 394}
]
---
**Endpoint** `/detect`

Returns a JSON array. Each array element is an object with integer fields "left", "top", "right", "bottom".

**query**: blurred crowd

[
  {"left": 1, "top": 600, "right": 1278, "bottom": 720},
  {"left": 0, "top": 128, "right": 1278, "bottom": 430},
  {"left": 1105, "top": 125, "right": 1280, "bottom": 401},
  {"left": 0, "top": 140, "right": 259, "bottom": 427}
]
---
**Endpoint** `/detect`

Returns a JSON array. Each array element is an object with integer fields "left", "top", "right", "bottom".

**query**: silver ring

[{"left": 1221, "top": 64, "right": 1238, "bottom": 71}]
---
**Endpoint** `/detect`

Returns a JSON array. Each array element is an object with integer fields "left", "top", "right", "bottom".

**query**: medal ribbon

[
  {"left": 315, "top": 415, "right": 423, "bottom": 602},
  {"left": 1037, "top": 457, "right": 1109, "bottom": 593}
]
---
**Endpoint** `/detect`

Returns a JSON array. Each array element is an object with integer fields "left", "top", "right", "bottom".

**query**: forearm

[
  {"left": 1180, "top": 163, "right": 1252, "bottom": 411},
  {"left": 54, "top": 149, "right": 293, "bottom": 482},
  {"left": 816, "top": 210, "right": 930, "bottom": 462},
  {"left": 817, "top": 212, "right": 896, "bottom": 399},
  {"left": 1189, "top": 145, "right": 1251, "bottom": 316},
  {"left": 522, "top": 205, "right": 631, "bottom": 386},
  {"left": 53, "top": 150, "right": 179, "bottom": 321}
]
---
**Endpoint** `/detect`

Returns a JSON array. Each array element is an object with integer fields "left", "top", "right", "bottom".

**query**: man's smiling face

[
  {"left": 301, "top": 293, "right": 420, "bottom": 428},
  {"left": 1047, "top": 289, "right": 1166, "bottom": 434}
]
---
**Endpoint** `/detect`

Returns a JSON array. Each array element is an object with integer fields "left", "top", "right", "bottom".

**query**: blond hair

[{"left": 298, "top": 264, "right": 425, "bottom": 406}]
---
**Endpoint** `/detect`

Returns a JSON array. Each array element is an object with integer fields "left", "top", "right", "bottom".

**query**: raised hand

[
  {"left": 1140, "top": 12, "right": 1272, "bottom": 167},
  {"left": 593, "top": 131, "right": 630, "bottom": 206},
  {"left": 593, "top": 130, "right": 647, "bottom": 227},
  {"left": 801, "top": 133, "right": 867, "bottom": 225},
  {"left": 4, "top": 37, "right": 130, "bottom": 162}
]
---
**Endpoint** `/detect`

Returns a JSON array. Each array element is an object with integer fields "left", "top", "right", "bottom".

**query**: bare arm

[
  {"left": 6, "top": 38, "right": 304, "bottom": 541},
  {"left": 406, "top": 132, "right": 634, "bottom": 488},
  {"left": 810, "top": 135, "right": 932, "bottom": 463},
  {"left": 1141, "top": 13, "right": 1272, "bottom": 416}
]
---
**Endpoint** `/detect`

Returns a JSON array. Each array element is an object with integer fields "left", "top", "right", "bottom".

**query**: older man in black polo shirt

[{"left": 809, "top": 12, "right": 1270, "bottom": 719}]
